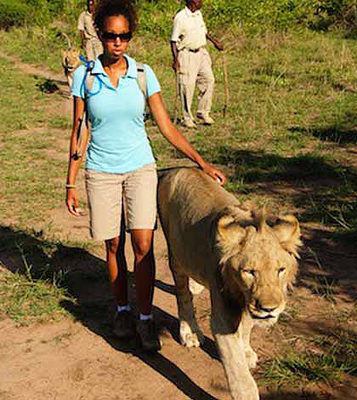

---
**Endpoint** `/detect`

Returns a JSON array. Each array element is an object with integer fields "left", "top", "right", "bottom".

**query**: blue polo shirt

[{"left": 71, "top": 54, "right": 160, "bottom": 173}]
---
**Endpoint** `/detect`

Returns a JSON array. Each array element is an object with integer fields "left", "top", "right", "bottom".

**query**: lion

[
  {"left": 59, "top": 33, "right": 81, "bottom": 88},
  {"left": 157, "top": 167, "right": 301, "bottom": 400}
]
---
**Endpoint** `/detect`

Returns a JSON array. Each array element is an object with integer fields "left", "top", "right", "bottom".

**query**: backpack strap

[
  {"left": 136, "top": 62, "right": 151, "bottom": 121},
  {"left": 136, "top": 62, "right": 147, "bottom": 99},
  {"left": 83, "top": 58, "right": 96, "bottom": 99},
  {"left": 73, "top": 57, "right": 95, "bottom": 160}
]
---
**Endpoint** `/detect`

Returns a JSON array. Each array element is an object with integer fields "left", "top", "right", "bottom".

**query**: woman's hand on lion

[
  {"left": 66, "top": 189, "right": 84, "bottom": 216},
  {"left": 201, "top": 162, "right": 227, "bottom": 185}
]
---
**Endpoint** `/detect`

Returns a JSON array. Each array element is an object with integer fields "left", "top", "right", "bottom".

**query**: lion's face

[
  {"left": 217, "top": 212, "right": 301, "bottom": 325},
  {"left": 62, "top": 48, "right": 81, "bottom": 72}
]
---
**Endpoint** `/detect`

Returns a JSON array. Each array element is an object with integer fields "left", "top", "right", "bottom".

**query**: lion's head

[
  {"left": 216, "top": 207, "right": 301, "bottom": 325},
  {"left": 62, "top": 47, "right": 81, "bottom": 73}
]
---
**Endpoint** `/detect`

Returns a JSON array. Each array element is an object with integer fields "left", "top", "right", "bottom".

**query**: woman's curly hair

[{"left": 94, "top": 0, "right": 138, "bottom": 33}]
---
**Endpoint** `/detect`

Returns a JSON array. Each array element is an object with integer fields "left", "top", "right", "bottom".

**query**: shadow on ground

[
  {"left": 0, "top": 226, "right": 219, "bottom": 400},
  {"left": 288, "top": 109, "right": 357, "bottom": 145},
  {"left": 289, "top": 125, "right": 357, "bottom": 145}
]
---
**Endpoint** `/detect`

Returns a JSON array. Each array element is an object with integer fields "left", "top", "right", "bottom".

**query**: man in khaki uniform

[
  {"left": 78, "top": 0, "right": 103, "bottom": 60},
  {"left": 171, "top": 0, "right": 223, "bottom": 128}
]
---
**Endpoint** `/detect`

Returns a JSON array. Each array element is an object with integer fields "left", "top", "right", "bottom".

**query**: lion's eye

[
  {"left": 278, "top": 267, "right": 286, "bottom": 276},
  {"left": 243, "top": 269, "right": 256, "bottom": 277}
]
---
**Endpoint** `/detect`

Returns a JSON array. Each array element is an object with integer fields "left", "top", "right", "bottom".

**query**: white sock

[
  {"left": 139, "top": 313, "right": 153, "bottom": 321},
  {"left": 117, "top": 304, "right": 131, "bottom": 313}
]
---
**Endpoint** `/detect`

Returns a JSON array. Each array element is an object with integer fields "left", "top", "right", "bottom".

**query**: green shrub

[
  {"left": 0, "top": 0, "right": 30, "bottom": 29},
  {"left": 1, "top": 0, "right": 357, "bottom": 36},
  {"left": 135, "top": 0, "right": 357, "bottom": 37},
  {"left": 26, "top": 0, "right": 68, "bottom": 16}
]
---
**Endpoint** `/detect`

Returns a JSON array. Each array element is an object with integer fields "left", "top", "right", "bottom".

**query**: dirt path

[{"left": 1, "top": 54, "right": 357, "bottom": 400}]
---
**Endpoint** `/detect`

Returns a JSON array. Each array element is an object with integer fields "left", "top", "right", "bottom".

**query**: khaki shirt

[
  {"left": 171, "top": 7, "right": 207, "bottom": 51},
  {"left": 78, "top": 11, "right": 99, "bottom": 41}
]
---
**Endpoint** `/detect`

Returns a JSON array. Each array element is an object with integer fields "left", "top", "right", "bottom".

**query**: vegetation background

[{"left": 0, "top": 1, "right": 357, "bottom": 399}]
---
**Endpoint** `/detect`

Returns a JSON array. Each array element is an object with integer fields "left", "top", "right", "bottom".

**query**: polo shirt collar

[
  {"left": 184, "top": 6, "right": 201, "bottom": 17},
  {"left": 90, "top": 54, "right": 137, "bottom": 78},
  {"left": 125, "top": 54, "right": 138, "bottom": 78}
]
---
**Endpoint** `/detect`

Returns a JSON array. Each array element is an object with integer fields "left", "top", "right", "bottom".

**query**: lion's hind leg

[{"left": 169, "top": 255, "right": 204, "bottom": 348}]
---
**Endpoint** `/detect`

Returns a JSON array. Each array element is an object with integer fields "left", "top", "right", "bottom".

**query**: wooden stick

[
  {"left": 173, "top": 72, "right": 180, "bottom": 125},
  {"left": 222, "top": 52, "right": 230, "bottom": 117}
]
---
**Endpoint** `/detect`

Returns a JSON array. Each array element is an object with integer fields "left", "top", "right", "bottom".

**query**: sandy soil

[{"left": 0, "top": 53, "right": 357, "bottom": 400}]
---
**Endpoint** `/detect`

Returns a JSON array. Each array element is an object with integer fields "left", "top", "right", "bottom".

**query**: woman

[{"left": 66, "top": 0, "right": 226, "bottom": 352}]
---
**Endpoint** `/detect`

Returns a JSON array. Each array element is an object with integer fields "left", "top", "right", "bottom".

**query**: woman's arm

[
  {"left": 148, "top": 92, "right": 226, "bottom": 184},
  {"left": 66, "top": 96, "right": 89, "bottom": 216}
]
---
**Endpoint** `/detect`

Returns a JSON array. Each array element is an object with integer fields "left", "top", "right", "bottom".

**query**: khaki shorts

[{"left": 85, "top": 163, "right": 157, "bottom": 241}]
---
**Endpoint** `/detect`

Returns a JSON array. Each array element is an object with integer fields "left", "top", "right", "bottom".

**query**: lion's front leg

[
  {"left": 210, "top": 290, "right": 259, "bottom": 400},
  {"left": 169, "top": 255, "right": 204, "bottom": 348}
]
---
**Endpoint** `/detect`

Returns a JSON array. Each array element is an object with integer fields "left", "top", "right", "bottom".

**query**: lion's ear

[
  {"left": 272, "top": 215, "right": 302, "bottom": 256},
  {"left": 217, "top": 215, "right": 247, "bottom": 247}
]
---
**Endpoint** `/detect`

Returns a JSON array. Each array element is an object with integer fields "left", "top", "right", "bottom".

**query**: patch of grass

[
  {"left": 0, "top": 227, "right": 106, "bottom": 326},
  {"left": 312, "top": 331, "right": 357, "bottom": 375},
  {"left": 0, "top": 26, "right": 79, "bottom": 73},
  {"left": 261, "top": 350, "right": 343, "bottom": 387},
  {"left": 261, "top": 329, "right": 357, "bottom": 387},
  {"left": 0, "top": 265, "right": 73, "bottom": 326},
  {"left": 49, "top": 115, "right": 71, "bottom": 129},
  {"left": 311, "top": 275, "right": 337, "bottom": 303},
  {"left": 0, "top": 56, "right": 68, "bottom": 225}
]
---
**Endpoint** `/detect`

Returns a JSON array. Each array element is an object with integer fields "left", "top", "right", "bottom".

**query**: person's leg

[
  {"left": 130, "top": 229, "right": 155, "bottom": 315},
  {"left": 93, "top": 38, "right": 103, "bottom": 59},
  {"left": 123, "top": 164, "right": 160, "bottom": 351},
  {"left": 85, "top": 40, "right": 95, "bottom": 60},
  {"left": 105, "top": 218, "right": 128, "bottom": 307},
  {"left": 85, "top": 169, "right": 134, "bottom": 338},
  {"left": 131, "top": 229, "right": 160, "bottom": 351},
  {"left": 178, "top": 50, "right": 200, "bottom": 127},
  {"left": 106, "top": 229, "right": 135, "bottom": 339},
  {"left": 196, "top": 49, "right": 215, "bottom": 123}
]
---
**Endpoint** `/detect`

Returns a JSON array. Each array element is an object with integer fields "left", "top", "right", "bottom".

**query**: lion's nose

[{"left": 255, "top": 300, "right": 278, "bottom": 313}]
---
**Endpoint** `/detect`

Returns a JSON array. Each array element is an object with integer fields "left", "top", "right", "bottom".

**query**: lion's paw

[
  {"left": 180, "top": 321, "right": 204, "bottom": 348},
  {"left": 245, "top": 348, "right": 258, "bottom": 369}
]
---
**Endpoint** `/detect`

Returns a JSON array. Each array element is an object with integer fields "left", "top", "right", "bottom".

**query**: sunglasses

[{"left": 101, "top": 31, "right": 132, "bottom": 42}]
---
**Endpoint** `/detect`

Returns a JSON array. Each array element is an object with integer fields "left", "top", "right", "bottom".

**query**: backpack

[{"left": 73, "top": 57, "right": 149, "bottom": 160}]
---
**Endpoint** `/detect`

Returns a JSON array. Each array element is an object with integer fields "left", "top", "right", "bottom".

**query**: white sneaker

[
  {"left": 183, "top": 119, "right": 197, "bottom": 128},
  {"left": 197, "top": 113, "right": 215, "bottom": 125}
]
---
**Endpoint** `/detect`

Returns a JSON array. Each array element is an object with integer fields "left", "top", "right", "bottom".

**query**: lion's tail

[{"left": 56, "top": 32, "right": 71, "bottom": 50}]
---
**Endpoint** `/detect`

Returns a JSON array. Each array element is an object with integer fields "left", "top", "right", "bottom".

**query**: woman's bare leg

[
  {"left": 130, "top": 229, "right": 155, "bottom": 315},
  {"left": 105, "top": 232, "right": 128, "bottom": 306}
]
